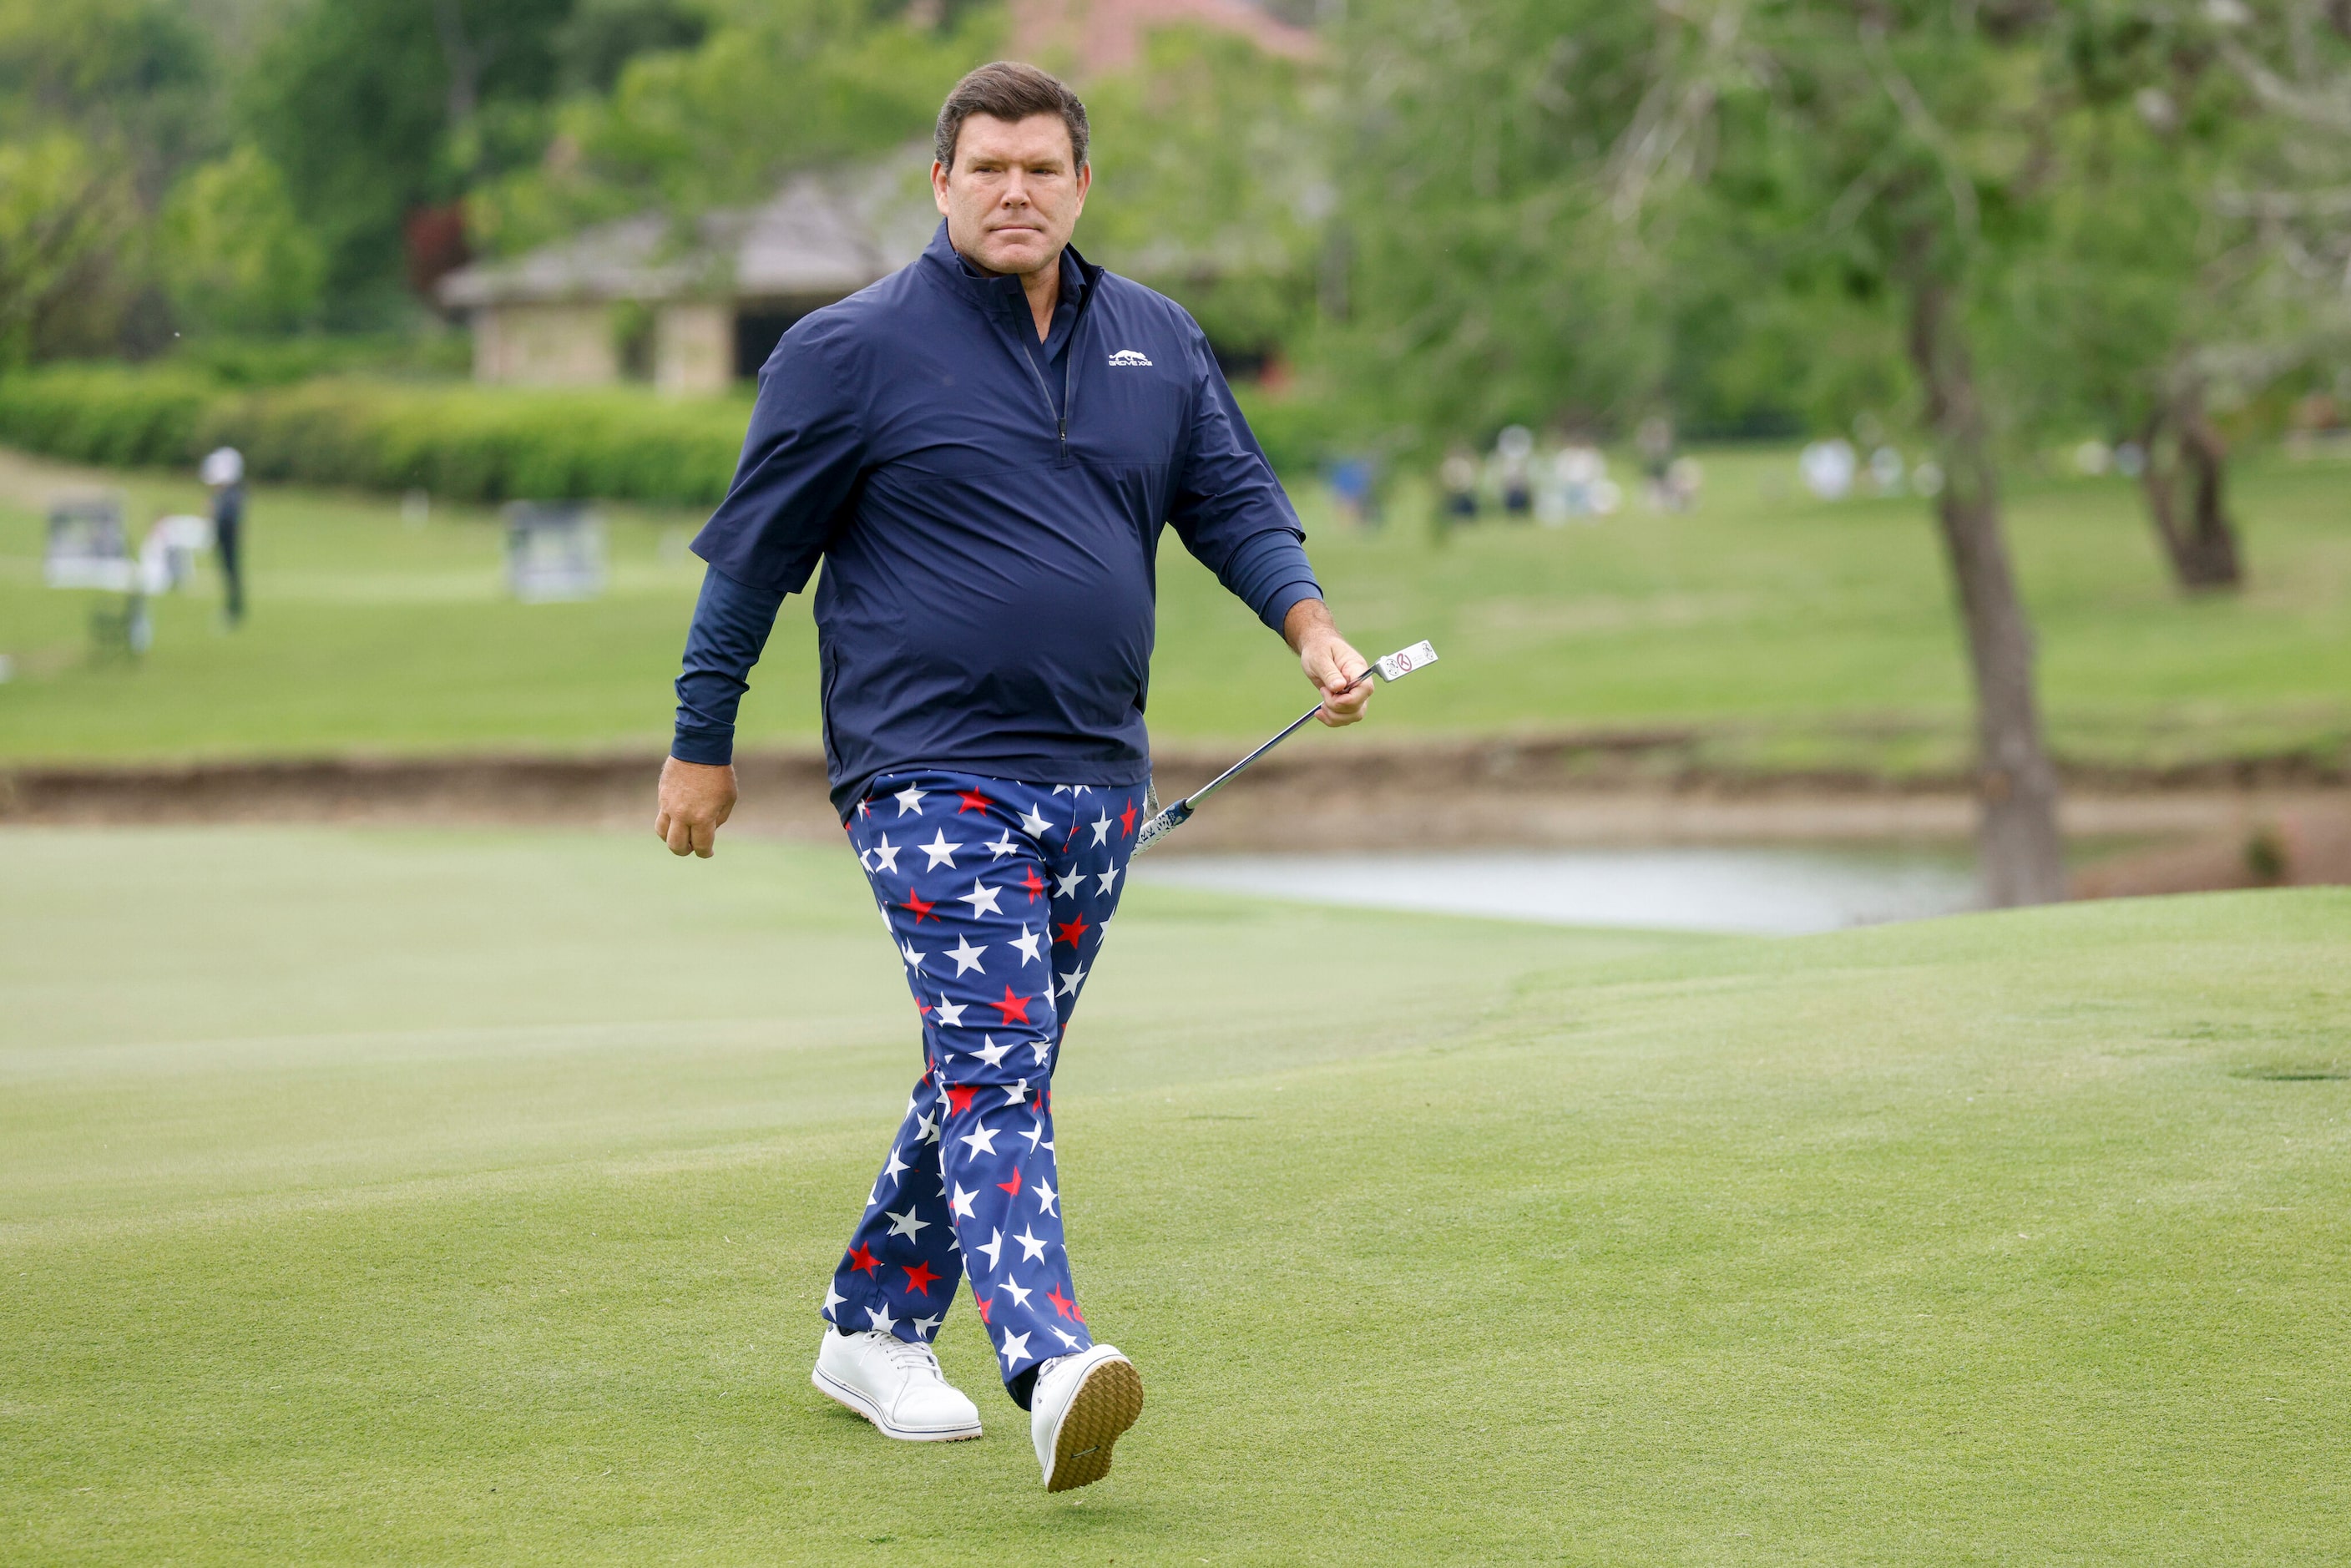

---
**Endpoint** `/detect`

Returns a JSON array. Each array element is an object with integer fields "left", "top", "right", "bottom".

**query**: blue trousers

[{"left": 827, "top": 770, "right": 1142, "bottom": 1387}]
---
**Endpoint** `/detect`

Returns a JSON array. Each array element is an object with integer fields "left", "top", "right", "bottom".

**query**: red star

[
  {"left": 996, "top": 1165, "right": 1024, "bottom": 1197},
  {"left": 956, "top": 789, "right": 993, "bottom": 815},
  {"left": 901, "top": 1261, "right": 941, "bottom": 1297},
  {"left": 1046, "top": 1283, "right": 1080, "bottom": 1320},
  {"left": 1053, "top": 914, "right": 1091, "bottom": 948},
  {"left": 944, "top": 1083, "right": 978, "bottom": 1115},
  {"left": 1020, "top": 866, "right": 1045, "bottom": 902},
  {"left": 916, "top": 999, "right": 933, "bottom": 1019},
  {"left": 975, "top": 1293, "right": 993, "bottom": 1323},
  {"left": 847, "top": 1245, "right": 881, "bottom": 1277},
  {"left": 988, "top": 986, "right": 1034, "bottom": 1025},
  {"left": 901, "top": 892, "right": 937, "bottom": 924},
  {"left": 1120, "top": 798, "right": 1137, "bottom": 836}
]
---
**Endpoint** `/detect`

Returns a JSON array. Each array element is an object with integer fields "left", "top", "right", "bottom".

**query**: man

[
  {"left": 200, "top": 446, "right": 245, "bottom": 625},
  {"left": 653, "top": 61, "right": 1372, "bottom": 1493}
]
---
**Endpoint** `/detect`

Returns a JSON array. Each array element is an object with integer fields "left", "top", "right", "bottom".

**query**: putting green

[{"left": 3, "top": 828, "right": 2346, "bottom": 1563}]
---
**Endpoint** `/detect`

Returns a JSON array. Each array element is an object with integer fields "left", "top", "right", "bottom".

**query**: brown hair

[{"left": 933, "top": 61, "right": 1090, "bottom": 173}]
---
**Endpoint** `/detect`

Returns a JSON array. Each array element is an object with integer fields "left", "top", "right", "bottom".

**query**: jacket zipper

[{"left": 1012, "top": 270, "right": 1097, "bottom": 464}]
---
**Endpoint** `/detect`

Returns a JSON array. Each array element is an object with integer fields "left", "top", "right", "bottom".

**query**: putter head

[{"left": 1372, "top": 640, "right": 1438, "bottom": 682}]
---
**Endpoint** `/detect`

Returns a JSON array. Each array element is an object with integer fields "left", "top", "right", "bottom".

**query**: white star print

[
  {"left": 958, "top": 879, "right": 1003, "bottom": 917},
  {"left": 1014, "top": 1227, "right": 1049, "bottom": 1262},
  {"left": 984, "top": 832, "right": 1018, "bottom": 860},
  {"left": 900, "top": 939, "right": 925, "bottom": 969},
  {"left": 1019, "top": 804, "right": 1050, "bottom": 837},
  {"left": 947, "top": 935, "right": 987, "bottom": 976},
  {"left": 913, "top": 1313, "right": 943, "bottom": 1338},
  {"left": 959, "top": 1125, "right": 1000, "bottom": 1156},
  {"left": 1096, "top": 865, "right": 1120, "bottom": 896},
  {"left": 1089, "top": 812, "right": 1112, "bottom": 845},
  {"left": 868, "top": 836, "right": 901, "bottom": 873},
  {"left": 1009, "top": 923, "right": 1044, "bottom": 964},
  {"left": 976, "top": 1228, "right": 1004, "bottom": 1269},
  {"left": 915, "top": 1111, "right": 941, "bottom": 1145},
  {"left": 893, "top": 784, "right": 927, "bottom": 817},
  {"left": 857, "top": 800, "right": 871, "bottom": 820},
  {"left": 999, "top": 1329, "right": 1031, "bottom": 1366},
  {"left": 1050, "top": 785, "right": 1069, "bottom": 795},
  {"left": 823, "top": 1282, "right": 845, "bottom": 1316},
  {"left": 866, "top": 1305, "right": 896, "bottom": 1333},
  {"left": 1054, "top": 868, "right": 1084, "bottom": 898},
  {"left": 919, "top": 830, "right": 963, "bottom": 869},
  {"left": 1034, "top": 1178, "right": 1059, "bottom": 1216},
  {"left": 886, "top": 1206, "right": 929, "bottom": 1240},
  {"left": 1020, "top": 1119, "right": 1044, "bottom": 1151},
  {"left": 1030, "top": 1038, "right": 1052, "bottom": 1065},
  {"left": 1003, "top": 1078, "right": 1029, "bottom": 1106},
  {"left": 933, "top": 999, "right": 966, "bottom": 1029},
  {"left": 882, "top": 1145, "right": 909, "bottom": 1181},
  {"left": 950, "top": 1183, "right": 978, "bottom": 1219},
  {"left": 1051, "top": 1328, "right": 1082, "bottom": 1351},
  {"left": 1057, "top": 964, "right": 1088, "bottom": 998},
  {"left": 973, "top": 1035, "right": 1014, "bottom": 1068},
  {"left": 999, "top": 1277, "right": 1034, "bottom": 1309}
]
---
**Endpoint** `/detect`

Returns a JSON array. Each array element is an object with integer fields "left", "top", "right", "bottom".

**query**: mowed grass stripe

[{"left": 2, "top": 830, "right": 2346, "bottom": 1562}]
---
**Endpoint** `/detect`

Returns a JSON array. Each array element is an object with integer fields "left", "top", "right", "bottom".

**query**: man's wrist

[
  {"left": 670, "top": 733, "right": 735, "bottom": 767},
  {"left": 1281, "top": 595, "right": 1334, "bottom": 653}
]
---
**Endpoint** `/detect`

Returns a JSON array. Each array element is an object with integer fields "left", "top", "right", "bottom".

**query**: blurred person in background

[
  {"left": 1438, "top": 446, "right": 1481, "bottom": 524},
  {"left": 1494, "top": 424, "right": 1535, "bottom": 518},
  {"left": 200, "top": 447, "right": 245, "bottom": 626}
]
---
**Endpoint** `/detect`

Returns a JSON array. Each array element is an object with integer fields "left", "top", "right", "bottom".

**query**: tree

[{"left": 159, "top": 143, "right": 327, "bottom": 333}]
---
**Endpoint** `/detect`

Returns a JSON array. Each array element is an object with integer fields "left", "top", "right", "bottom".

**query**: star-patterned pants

[{"left": 825, "top": 769, "right": 1142, "bottom": 1393}]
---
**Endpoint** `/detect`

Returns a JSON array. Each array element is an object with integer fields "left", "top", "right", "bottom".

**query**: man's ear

[
  {"left": 931, "top": 159, "right": 951, "bottom": 216},
  {"left": 1072, "top": 160, "right": 1090, "bottom": 215}
]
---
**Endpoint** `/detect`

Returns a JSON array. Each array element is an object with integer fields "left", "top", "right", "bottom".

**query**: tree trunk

[
  {"left": 1904, "top": 263, "right": 2067, "bottom": 907},
  {"left": 2136, "top": 392, "right": 2244, "bottom": 591},
  {"left": 431, "top": 0, "right": 481, "bottom": 136}
]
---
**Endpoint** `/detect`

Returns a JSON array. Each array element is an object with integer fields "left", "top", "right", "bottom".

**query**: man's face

[{"left": 932, "top": 113, "right": 1090, "bottom": 277}]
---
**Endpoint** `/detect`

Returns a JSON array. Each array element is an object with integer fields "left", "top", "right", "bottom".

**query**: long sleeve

[
  {"left": 672, "top": 564, "right": 787, "bottom": 765},
  {"left": 1165, "top": 321, "right": 1318, "bottom": 630},
  {"left": 690, "top": 320, "right": 867, "bottom": 594}
]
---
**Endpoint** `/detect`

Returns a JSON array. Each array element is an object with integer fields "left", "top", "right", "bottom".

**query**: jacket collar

[{"left": 921, "top": 220, "right": 1104, "bottom": 321}]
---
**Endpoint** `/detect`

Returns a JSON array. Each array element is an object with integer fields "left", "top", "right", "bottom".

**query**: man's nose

[{"left": 1001, "top": 170, "right": 1030, "bottom": 206}]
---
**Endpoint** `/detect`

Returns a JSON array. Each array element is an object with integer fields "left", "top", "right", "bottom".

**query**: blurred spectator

[
  {"left": 1868, "top": 445, "right": 1907, "bottom": 495},
  {"left": 2113, "top": 442, "right": 2147, "bottom": 478},
  {"left": 1637, "top": 415, "right": 1675, "bottom": 510},
  {"left": 1326, "top": 454, "right": 1383, "bottom": 529},
  {"left": 2074, "top": 440, "right": 2113, "bottom": 476},
  {"left": 200, "top": 446, "right": 246, "bottom": 626},
  {"left": 1664, "top": 454, "right": 1704, "bottom": 511},
  {"left": 1800, "top": 438, "right": 1857, "bottom": 500},
  {"left": 1494, "top": 425, "right": 1534, "bottom": 518},
  {"left": 1439, "top": 448, "right": 1481, "bottom": 522}
]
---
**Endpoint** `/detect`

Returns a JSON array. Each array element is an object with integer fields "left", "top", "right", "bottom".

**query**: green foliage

[
  {"left": 0, "top": 364, "right": 746, "bottom": 504},
  {"left": 0, "top": 131, "right": 144, "bottom": 365},
  {"left": 469, "top": 1, "right": 997, "bottom": 258},
  {"left": 240, "top": 0, "right": 578, "bottom": 319},
  {"left": 1080, "top": 27, "right": 1322, "bottom": 357},
  {"left": 158, "top": 144, "right": 326, "bottom": 334}
]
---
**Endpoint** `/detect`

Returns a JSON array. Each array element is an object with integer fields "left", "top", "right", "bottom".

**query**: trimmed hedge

[{"left": 0, "top": 366, "right": 751, "bottom": 508}]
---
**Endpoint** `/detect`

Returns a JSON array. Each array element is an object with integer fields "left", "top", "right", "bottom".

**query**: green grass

[
  {"left": 2, "top": 443, "right": 2349, "bottom": 771},
  {"left": 3, "top": 827, "right": 2348, "bottom": 1562}
]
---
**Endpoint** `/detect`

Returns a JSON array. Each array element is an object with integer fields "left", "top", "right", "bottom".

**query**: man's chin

[{"left": 975, "top": 235, "right": 1056, "bottom": 274}]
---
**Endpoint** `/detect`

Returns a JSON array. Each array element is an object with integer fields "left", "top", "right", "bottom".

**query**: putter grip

[{"left": 1130, "top": 798, "right": 1192, "bottom": 856}]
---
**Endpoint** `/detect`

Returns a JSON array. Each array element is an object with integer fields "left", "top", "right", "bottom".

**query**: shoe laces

[{"left": 869, "top": 1332, "right": 945, "bottom": 1383}]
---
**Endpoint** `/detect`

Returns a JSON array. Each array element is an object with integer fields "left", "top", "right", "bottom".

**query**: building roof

[{"left": 438, "top": 163, "right": 939, "bottom": 311}]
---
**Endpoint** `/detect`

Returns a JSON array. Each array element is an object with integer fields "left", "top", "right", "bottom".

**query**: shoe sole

[
  {"left": 1044, "top": 1357, "right": 1144, "bottom": 1492},
  {"left": 811, "top": 1366, "right": 983, "bottom": 1442}
]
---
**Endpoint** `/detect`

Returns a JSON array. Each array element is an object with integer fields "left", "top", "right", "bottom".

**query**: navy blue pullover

[{"left": 673, "top": 224, "right": 1322, "bottom": 815}]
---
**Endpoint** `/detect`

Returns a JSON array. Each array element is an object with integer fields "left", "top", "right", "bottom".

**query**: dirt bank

[{"left": 5, "top": 737, "right": 2348, "bottom": 897}]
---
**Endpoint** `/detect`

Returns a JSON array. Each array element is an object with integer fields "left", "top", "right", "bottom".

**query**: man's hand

[
  {"left": 1282, "top": 598, "right": 1373, "bottom": 728},
  {"left": 655, "top": 757, "right": 738, "bottom": 857}
]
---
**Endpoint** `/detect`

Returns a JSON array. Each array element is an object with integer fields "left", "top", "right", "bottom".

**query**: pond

[{"left": 1132, "top": 846, "right": 1981, "bottom": 937}]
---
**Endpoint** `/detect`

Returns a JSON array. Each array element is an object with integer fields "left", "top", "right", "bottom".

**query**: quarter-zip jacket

[{"left": 680, "top": 222, "right": 1322, "bottom": 816}]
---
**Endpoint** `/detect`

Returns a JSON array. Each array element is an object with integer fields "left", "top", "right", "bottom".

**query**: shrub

[{"left": 0, "top": 365, "right": 750, "bottom": 507}]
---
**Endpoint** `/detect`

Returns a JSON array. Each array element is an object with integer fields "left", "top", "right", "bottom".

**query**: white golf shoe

[
  {"left": 811, "top": 1330, "right": 983, "bottom": 1441},
  {"left": 1029, "top": 1343, "right": 1144, "bottom": 1492}
]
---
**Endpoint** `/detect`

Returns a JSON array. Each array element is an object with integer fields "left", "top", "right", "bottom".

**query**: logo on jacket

[{"left": 1107, "top": 349, "right": 1153, "bottom": 367}]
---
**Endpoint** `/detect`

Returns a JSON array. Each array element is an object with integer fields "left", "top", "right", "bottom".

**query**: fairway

[
  {"left": 3, "top": 829, "right": 2347, "bottom": 1563},
  {"left": 5, "top": 443, "right": 2351, "bottom": 775}
]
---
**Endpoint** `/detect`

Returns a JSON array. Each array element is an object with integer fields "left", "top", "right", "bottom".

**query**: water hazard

[{"left": 1132, "top": 847, "right": 1981, "bottom": 937}]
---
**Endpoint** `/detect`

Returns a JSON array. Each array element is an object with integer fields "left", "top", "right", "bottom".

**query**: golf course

[{"left": 4, "top": 827, "right": 2345, "bottom": 1562}]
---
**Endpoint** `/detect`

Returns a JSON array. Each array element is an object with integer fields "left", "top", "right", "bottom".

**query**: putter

[{"left": 1130, "top": 640, "right": 1438, "bottom": 857}]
